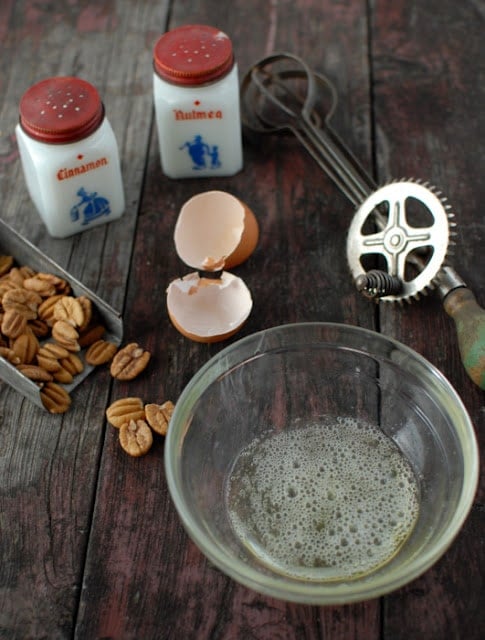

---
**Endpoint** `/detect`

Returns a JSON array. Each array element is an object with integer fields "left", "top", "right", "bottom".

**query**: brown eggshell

[
  {"left": 174, "top": 190, "right": 258, "bottom": 271},
  {"left": 225, "top": 202, "right": 259, "bottom": 270},
  {"left": 166, "top": 272, "right": 252, "bottom": 343}
]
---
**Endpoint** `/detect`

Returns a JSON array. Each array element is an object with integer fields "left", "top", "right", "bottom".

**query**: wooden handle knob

[{"left": 442, "top": 287, "right": 485, "bottom": 390}]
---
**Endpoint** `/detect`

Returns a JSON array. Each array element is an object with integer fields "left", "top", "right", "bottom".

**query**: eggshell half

[
  {"left": 174, "top": 190, "right": 258, "bottom": 271},
  {"left": 166, "top": 272, "right": 252, "bottom": 343}
]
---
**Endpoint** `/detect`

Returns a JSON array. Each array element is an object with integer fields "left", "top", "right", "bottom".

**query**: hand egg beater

[{"left": 240, "top": 52, "right": 485, "bottom": 389}]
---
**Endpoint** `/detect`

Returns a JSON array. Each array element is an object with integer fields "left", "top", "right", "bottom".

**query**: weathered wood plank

[
  {"left": 74, "top": 1, "right": 381, "bottom": 639},
  {"left": 0, "top": 1, "right": 169, "bottom": 638},
  {"left": 371, "top": 2, "right": 484, "bottom": 638}
]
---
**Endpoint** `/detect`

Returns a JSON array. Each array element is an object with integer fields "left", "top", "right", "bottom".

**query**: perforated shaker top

[
  {"left": 19, "top": 76, "right": 104, "bottom": 144},
  {"left": 153, "top": 24, "right": 234, "bottom": 86}
]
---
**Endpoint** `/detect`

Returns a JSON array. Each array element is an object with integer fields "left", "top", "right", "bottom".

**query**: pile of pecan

[{"left": 0, "top": 254, "right": 150, "bottom": 413}]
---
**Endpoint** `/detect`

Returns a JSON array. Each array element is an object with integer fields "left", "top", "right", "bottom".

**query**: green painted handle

[{"left": 443, "top": 287, "right": 485, "bottom": 390}]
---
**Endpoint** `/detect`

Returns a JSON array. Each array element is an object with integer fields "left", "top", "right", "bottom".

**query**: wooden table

[{"left": 1, "top": 1, "right": 483, "bottom": 638}]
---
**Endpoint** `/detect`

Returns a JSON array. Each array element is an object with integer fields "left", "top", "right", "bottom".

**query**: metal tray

[{"left": 0, "top": 218, "right": 123, "bottom": 410}]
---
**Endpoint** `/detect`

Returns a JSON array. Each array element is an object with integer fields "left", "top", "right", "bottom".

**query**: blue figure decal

[
  {"left": 209, "top": 145, "right": 221, "bottom": 169},
  {"left": 70, "top": 187, "right": 111, "bottom": 225},
  {"left": 179, "top": 135, "right": 221, "bottom": 170}
]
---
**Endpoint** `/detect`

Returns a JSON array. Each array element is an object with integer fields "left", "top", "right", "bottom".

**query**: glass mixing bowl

[{"left": 164, "top": 323, "right": 479, "bottom": 604}]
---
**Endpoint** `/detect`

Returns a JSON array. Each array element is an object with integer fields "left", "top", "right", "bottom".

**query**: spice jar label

[{"left": 153, "top": 25, "right": 243, "bottom": 179}]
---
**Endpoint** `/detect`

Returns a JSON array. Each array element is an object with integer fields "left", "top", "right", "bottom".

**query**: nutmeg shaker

[{"left": 153, "top": 24, "right": 243, "bottom": 178}]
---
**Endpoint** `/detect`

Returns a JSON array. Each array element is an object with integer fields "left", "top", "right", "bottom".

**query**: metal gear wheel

[{"left": 346, "top": 180, "right": 456, "bottom": 302}]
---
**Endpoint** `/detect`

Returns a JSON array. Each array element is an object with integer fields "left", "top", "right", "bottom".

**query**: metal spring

[{"left": 355, "top": 269, "right": 403, "bottom": 299}]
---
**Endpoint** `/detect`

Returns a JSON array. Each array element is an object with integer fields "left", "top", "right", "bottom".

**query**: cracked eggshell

[
  {"left": 166, "top": 272, "right": 252, "bottom": 343},
  {"left": 174, "top": 190, "right": 258, "bottom": 271}
]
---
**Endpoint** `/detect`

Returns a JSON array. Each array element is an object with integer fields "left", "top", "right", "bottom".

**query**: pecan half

[
  {"left": 145, "top": 400, "right": 175, "bottom": 436},
  {"left": 60, "top": 353, "right": 84, "bottom": 376},
  {"left": 85, "top": 339, "right": 118, "bottom": 365},
  {"left": 78, "top": 323, "right": 106, "bottom": 348},
  {"left": 1, "top": 308, "right": 28, "bottom": 339},
  {"left": 52, "top": 365, "right": 74, "bottom": 384},
  {"left": 0, "top": 255, "right": 14, "bottom": 277},
  {"left": 5, "top": 267, "right": 25, "bottom": 287},
  {"left": 2, "top": 288, "right": 42, "bottom": 319},
  {"left": 38, "top": 294, "right": 65, "bottom": 326},
  {"left": 106, "top": 397, "right": 145, "bottom": 429},
  {"left": 28, "top": 318, "right": 50, "bottom": 338},
  {"left": 25, "top": 272, "right": 70, "bottom": 296},
  {"left": 51, "top": 320, "right": 80, "bottom": 352},
  {"left": 77, "top": 296, "right": 93, "bottom": 332},
  {"left": 36, "top": 348, "right": 62, "bottom": 373},
  {"left": 0, "top": 346, "right": 21, "bottom": 366},
  {"left": 41, "top": 342, "right": 70, "bottom": 359},
  {"left": 11, "top": 332, "right": 39, "bottom": 364},
  {"left": 40, "top": 382, "right": 72, "bottom": 414},
  {"left": 18, "top": 265, "right": 37, "bottom": 280},
  {"left": 23, "top": 274, "right": 57, "bottom": 297},
  {"left": 109, "top": 343, "right": 150, "bottom": 380},
  {"left": 119, "top": 419, "right": 153, "bottom": 457},
  {"left": 0, "top": 278, "right": 19, "bottom": 301},
  {"left": 53, "top": 296, "right": 85, "bottom": 328},
  {"left": 17, "top": 364, "right": 53, "bottom": 382}
]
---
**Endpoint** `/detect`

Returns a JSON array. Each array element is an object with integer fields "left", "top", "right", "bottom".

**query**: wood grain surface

[{"left": 0, "top": 1, "right": 483, "bottom": 639}]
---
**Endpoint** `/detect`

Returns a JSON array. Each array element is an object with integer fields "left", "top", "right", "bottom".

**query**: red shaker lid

[
  {"left": 19, "top": 77, "right": 104, "bottom": 144},
  {"left": 154, "top": 24, "right": 234, "bottom": 86}
]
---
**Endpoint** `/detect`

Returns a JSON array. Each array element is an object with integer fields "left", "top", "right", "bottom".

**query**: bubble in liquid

[{"left": 226, "top": 417, "right": 420, "bottom": 581}]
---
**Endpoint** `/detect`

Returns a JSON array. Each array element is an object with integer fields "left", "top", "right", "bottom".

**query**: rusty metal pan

[{"left": 0, "top": 217, "right": 123, "bottom": 410}]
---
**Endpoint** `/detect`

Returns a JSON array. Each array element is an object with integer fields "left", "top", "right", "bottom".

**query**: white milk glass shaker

[
  {"left": 153, "top": 24, "right": 243, "bottom": 178},
  {"left": 16, "top": 76, "right": 125, "bottom": 238}
]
